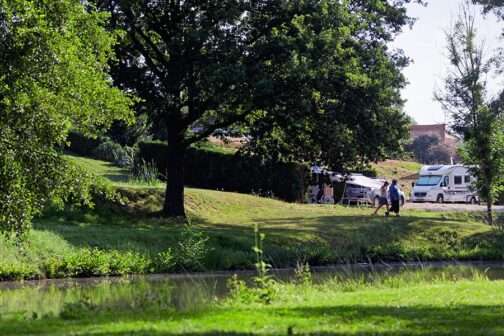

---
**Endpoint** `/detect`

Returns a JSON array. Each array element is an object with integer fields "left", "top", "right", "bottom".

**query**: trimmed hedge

[{"left": 138, "top": 142, "right": 308, "bottom": 202}]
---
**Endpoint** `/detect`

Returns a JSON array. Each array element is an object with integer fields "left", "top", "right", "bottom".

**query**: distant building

[{"left": 410, "top": 124, "right": 460, "bottom": 160}]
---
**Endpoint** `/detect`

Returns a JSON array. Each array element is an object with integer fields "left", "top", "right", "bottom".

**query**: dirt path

[{"left": 403, "top": 202, "right": 504, "bottom": 212}]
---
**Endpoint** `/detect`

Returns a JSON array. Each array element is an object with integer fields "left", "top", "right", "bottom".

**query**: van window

[
  {"left": 454, "top": 176, "right": 462, "bottom": 185},
  {"left": 416, "top": 175, "right": 442, "bottom": 186},
  {"left": 464, "top": 175, "right": 471, "bottom": 183}
]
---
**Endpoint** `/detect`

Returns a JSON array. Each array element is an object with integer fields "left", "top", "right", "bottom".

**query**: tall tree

[
  {"left": 436, "top": 2, "right": 503, "bottom": 225},
  {"left": 0, "top": 0, "right": 133, "bottom": 237},
  {"left": 94, "top": 0, "right": 419, "bottom": 218}
]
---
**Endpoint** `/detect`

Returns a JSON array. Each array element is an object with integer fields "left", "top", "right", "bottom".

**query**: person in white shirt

[{"left": 372, "top": 181, "right": 389, "bottom": 215}]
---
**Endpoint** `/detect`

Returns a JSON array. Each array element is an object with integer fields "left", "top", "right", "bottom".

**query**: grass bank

[
  {"left": 2, "top": 268, "right": 504, "bottom": 335},
  {"left": 0, "top": 155, "right": 503, "bottom": 280}
]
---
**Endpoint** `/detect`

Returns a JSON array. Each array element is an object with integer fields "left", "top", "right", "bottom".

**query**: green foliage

[
  {"left": 68, "top": 133, "right": 137, "bottom": 167},
  {"left": 0, "top": 0, "right": 134, "bottom": 236},
  {"left": 437, "top": 3, "right": 504, "bottom": 224},
  {"left": 155, "top": 249, "right": 175, "bottom": 273},
  {"left": 92, "top": 140, "right": 129, "bottom": 165},
  {"left": 0, "top": 259, "right": 39, "bottom": 281},
  {"left": 227, "top": 224, "right": 278, "bottom": 305},
  {"left": 44, "top": 248, "right": 150, "bottom": 278},
  {"left": 173, "top": 225, "right": 210, "bottom": 272},
  {"left": 244, "top": 1, "right": 413, "bottom": 171},
  {"left": 107, "top": 113, "right": 152, "bottom": 147},
  {"left": 459, "top": 108, "right": 504, "bottom": 222},
  {"left": 294, "top": 262, "right": 313, "bottom": 286}
]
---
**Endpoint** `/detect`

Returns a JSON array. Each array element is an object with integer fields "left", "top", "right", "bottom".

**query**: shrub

[
  {"left": 156, "top": 249, "right": 175, "bottom": 273},
  {"left": 92, "top": 140, "right": 129, "bottom": 165},
  {"left": 174, "top": 225, "right": 210, "bottom": 272}
]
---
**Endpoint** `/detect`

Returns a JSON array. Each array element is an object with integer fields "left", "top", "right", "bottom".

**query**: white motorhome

[{"left": 411, "top": 165, "right": 479, "bottom": 203}]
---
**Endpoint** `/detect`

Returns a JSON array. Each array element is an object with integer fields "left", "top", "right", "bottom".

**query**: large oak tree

[{"left": 94, "top": 0, "right": 419, "bottom": 217}]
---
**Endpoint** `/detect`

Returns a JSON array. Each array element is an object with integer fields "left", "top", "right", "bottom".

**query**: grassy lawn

[
  {"left": 1, "top": 155, "right": 503, "bottom": 280},
  {"left": 371, "top": 159, "right": 422, "bottom": 195},
  {"left": 3, "top": 276, "right": 504, "bottom": 335}
]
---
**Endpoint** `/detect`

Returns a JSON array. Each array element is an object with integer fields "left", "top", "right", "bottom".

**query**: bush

[
  {"left": 92, "top": 140, "right": 129, "bottom": 166},
  {"left": 67, "top": 133, "right": 135, "bottom": 167},
  {"left": 138, "top": 142, "right": 308, "bottom": 202},
  {"left": 173, "top": 225, "right": 210, "bottom": 272},
  {"left": 156, "top": 249, "right": 175, "bottom": 272}
]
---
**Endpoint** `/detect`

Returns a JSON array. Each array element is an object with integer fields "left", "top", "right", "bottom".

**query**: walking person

[
  {"left": 372, "top": 181, "right": 389, "bottom": 215},
  {"left": 387, "top": 179, "right": 401, "bottom": 217}
]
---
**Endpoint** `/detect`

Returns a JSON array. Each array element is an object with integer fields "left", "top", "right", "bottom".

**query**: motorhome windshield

[{"left": 416, "top": 175, "right": 442, "bottom": 186}]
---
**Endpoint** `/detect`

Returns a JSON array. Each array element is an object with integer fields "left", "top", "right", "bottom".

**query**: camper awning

[{"left": 345, "top": 175, "right": 383, "bottom": 189}]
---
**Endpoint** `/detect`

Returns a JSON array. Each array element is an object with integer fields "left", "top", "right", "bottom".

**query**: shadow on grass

[
  {"left": 103, "top": 173, "right": 130, "bottom": 183},
  {"left": 34, "top": 202, "right": 495, "bottom": 268},
  {"left": 3, "top": 304, "right": 504, "bottom": 335}
]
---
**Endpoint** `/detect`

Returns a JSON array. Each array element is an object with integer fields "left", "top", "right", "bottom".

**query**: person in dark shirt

[{"left": 386, "top": 179, "right": 401, "bottom": 217}]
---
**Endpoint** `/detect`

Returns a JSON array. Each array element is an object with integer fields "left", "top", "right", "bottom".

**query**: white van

[{"left": 411, "top": 165, "right": 479, "bottom": 204}]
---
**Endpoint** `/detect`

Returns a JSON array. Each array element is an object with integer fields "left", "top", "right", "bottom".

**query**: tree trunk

[
  {"left": 163, "top": 142, "right": 186, "bottom": 218},
  {"left": 487, "top": 202, "right": 493, "bottom": 226}
]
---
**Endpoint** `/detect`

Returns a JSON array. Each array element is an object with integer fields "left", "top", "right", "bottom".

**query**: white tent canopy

[
  {"left": 345, "top": 174, "right": 384, "bottom": 189},
  {"left": 310, "top": 165, "right": 383, "bottom": 189}
]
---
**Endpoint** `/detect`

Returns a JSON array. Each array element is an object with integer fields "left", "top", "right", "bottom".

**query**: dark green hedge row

[
  {"left": 138, "top": 142, "right": 308, "bottom": 202},
  {"left": 67, "top": 132, "right": 101, "bottom": 156}
]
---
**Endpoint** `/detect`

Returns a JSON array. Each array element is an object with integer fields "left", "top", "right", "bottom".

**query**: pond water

[{"left": 2, "top": 261, "right": 504, "bottom": 320}]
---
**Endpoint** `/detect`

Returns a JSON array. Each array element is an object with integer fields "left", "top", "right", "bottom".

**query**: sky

[{"left": 391, "top": 0, "right": 503, "bottom": 125}]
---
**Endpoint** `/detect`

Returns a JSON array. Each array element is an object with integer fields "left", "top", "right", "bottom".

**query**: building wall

[{"left": 410, "top": 124, "right": 447, "bottom": 143}]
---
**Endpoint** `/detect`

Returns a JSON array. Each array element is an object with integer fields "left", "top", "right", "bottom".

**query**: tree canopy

[
  {"left": 0, "top": 0, "right": 133, "bottom": 237},
  {"left": 244, "top": 1, "right": 412, "bottom": 170}
]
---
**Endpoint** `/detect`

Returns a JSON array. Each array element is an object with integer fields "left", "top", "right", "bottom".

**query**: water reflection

[{"left": 1, "top": 261, "right": 504, "bottom": 320}]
